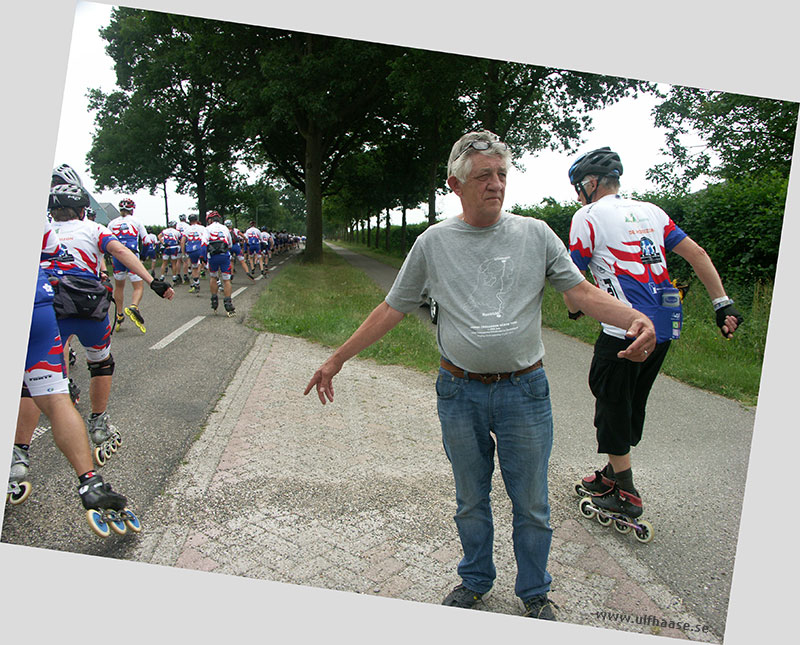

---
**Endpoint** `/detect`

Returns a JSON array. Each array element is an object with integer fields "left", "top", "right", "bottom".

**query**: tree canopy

[{"left": 648, "top": 87, "right": 798, "bottom": 192}]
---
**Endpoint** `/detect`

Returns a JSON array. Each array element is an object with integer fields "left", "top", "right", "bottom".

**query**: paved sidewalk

[{"left": 131, "top": 329, "right": 719, "bottom": 641}]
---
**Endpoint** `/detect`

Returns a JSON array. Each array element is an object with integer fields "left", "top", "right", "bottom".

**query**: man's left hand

[{"left": 617, "top": 317, "right": 656, "bottom": 362}]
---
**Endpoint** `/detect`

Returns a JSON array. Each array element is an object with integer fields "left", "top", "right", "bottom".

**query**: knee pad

[{"left": 88, "top": 354, "right": 115, "bottom": 378}]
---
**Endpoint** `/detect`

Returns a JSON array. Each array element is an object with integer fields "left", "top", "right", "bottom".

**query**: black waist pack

[
  {"left": 208, "top": 240, "right": 229, "bottom": 256},
  {"left": 50, "top": 274, "right": 113, "bottom": 321}
]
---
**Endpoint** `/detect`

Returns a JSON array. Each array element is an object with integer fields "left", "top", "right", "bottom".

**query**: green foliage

[
  {"left": 635, "top": 174, "right": 788, "bottom": 289},
  {"left": 249, "top": 248, "right": 439, "bottom": 372},
  {"left": 329, "top": 223, "right": 431, "bottom": 265},
  {"left": 509, "top": 197, "right": 579, "bottom": 246},
  {"left": 648, "top": 87, "right": 798, "bottom": 191}
]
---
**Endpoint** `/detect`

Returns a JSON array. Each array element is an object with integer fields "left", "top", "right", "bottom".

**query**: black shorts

[{"left": 588, "top": 333, "right": 670, "bottom": 455}]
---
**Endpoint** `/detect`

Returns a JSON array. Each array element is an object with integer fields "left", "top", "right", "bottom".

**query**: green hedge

[{"left": 511, "top": 175, "right": 788, "bottom": 293}]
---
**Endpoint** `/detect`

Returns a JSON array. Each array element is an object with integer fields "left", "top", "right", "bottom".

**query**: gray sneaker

[
  {"left": 518, "top": 594, "right": 558, "bottom": 620},
  {"left": 442, "top": 583, "right": 492, "bottom": 609}
]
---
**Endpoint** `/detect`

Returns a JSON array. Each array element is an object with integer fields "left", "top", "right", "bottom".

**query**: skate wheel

[
  {"left": 122, "top": 508, "right": 142, "bottom": 533},
  {"left": 596, "top": 511, "right": 612, "bottom": 526},
  {"left": 86, "top": 509, "right": 111, "bottom": 538},
  {"left": 614, "top": 518, "right": 632, "bottom": 534},
  {"left": 113, "top": 430, "right": 122, "bottom": 447},
  {"left": 574, "top": 482, "right": 585, "bottom": 495},
  {"left": 107, "top": 511, "right": 128, "bottom": 535},
  {"left": 578, "top": 497, "right": 595, "bottom": 519},
  {"left": 633, "top": 520, "right": 654, "bottom": 544},
  {"left": 8, "top": 481, "right": 32, "bottom": 505},
  {"left": 103, "top": 443, "right": 114, "bottom": 460},
  {"left": 94, "top": 446, "right": 107, "bottom": 467}
]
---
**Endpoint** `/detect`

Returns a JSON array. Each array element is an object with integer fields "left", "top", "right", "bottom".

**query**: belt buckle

[{"left": 479, "top": 373, "right": 502, "bottom": 384}]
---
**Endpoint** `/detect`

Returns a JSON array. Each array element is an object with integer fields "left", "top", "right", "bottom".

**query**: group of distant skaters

[
  {"left": 145, "top": 214, "right": 303, "bottom": 317},
  {"left": 6, "top": 162, "right": 301, "bottom": 536}
]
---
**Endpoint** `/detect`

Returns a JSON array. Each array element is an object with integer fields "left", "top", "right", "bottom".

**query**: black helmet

[
  {"left": 52, "top": 164, "right": 83, "bottom": 187},
  {"left": 188, "top": 213, "right": 199, "bottom": 222},
  {"left": 568, "top": 147, "right": 623, "bottom": 185},
  {"left": 168, "top": 220, "right": 177, "bottom": 228},
  {"left": 49, "top": 183, "right": 90, "bottom": 211}
]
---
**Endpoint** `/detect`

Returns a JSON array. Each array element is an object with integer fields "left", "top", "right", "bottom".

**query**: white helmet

[{"left": 52, "top": 164, "right": 83, "bottom": 187}]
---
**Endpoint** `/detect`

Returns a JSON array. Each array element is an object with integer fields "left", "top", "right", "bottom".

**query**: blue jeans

[{"left": 436, "top": 365, "right": 553, "bottom": 601}]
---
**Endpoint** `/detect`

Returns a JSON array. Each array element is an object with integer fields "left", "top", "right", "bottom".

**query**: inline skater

[
  {"left": 226, "top": 219, "right": 254, "bottom": 282},
  {"left": 107, "top": 198, "right": 149, "bottom": 333},
  {"left": 259, "top": 226, "right": 272, "bottom": 276},
  {"left": 244, "top": 221, "right": 263, "bottom": 277},
  {"left": 8, "top": 197, "right": 154, "bottom": 535},
  {"left": 205, "top": 211, "right": 236, "bottom": 316},
  {"left": 565, "top": 147, "right": 741, "bottom": 525},
  {"left": 44, "top": 183, "right": 174, "bottom": 466},
  {"left": 158, "top": 220, "right": 183, "bottom": 286},
  {"left": 142, "top": 230, "right": 160, "bottom": 276},
  {"left": 175, "top": 214, "right": 190, "bottom": 284},
  {"left": 184, "top": 213, "right": 208, "bottom": 294}
]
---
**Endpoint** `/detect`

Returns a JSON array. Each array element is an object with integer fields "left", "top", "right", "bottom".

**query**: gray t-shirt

[{"left": 386, "top": 212, "right": 585, "bottom": 373}]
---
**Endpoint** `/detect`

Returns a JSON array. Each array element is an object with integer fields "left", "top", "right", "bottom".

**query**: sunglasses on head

[{"left": 455, "top": 139, "right": 508, "bottom": 161}]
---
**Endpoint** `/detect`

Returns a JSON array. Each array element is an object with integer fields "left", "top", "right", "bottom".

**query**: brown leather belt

[{"left": 439, "top": 358, "right": 543, "bottom": 384}]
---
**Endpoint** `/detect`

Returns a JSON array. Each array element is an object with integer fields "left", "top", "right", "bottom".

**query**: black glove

[
  {"left": 150, "top": 279, "right": 171, "bottom": 298},
  {"left": 715, "top": 303, "right": 742, "bottom": 337},
  {"left": 568, "top": 310, "right": 584, "bottom": 320}
]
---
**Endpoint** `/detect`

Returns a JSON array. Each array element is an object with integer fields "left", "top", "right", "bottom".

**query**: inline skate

[
  {"left": 575, "top": 465, "right": 653, "bottom": 544},
  {"left": 6, "top": 445, "right": 32, "bottom": 505},
  {"left": 78, "top": 473, "right": 140, "bottom": 538},
  {"left": 223, "top": 296, "right": 236, "bottom": 318},
  {"left": 87, "top": 411, "right": 122, "bottom": 466},
  {"left": 210, "top": 293, "right": 218, "bottom": 313},
  {"left": 124, "top": 304, "right": 146, "bottom": 333}
]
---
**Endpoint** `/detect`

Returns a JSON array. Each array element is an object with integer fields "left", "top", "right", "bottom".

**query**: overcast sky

[{"left": 58, "top": 1, "right": 697, "bottom": 227}]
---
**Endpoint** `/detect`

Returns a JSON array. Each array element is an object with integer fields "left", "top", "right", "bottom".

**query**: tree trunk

[
  {"left": 427, "top": 160, "right": 438, "bottom": 225},
  {"left": 162, "top": 181, "right": 170, "bottom": 228},
  {"left": 303, "top": 123, "right": 324, "bottom": 262},
  {"left": 385, "top": 208, "right": 390, "bottom": 252},
  {"left": 401, "top": 205, "right": 407, "bottom": 255}
]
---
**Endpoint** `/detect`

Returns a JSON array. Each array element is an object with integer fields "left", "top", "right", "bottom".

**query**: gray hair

[
  {"left": 584, "top": 173, "right": 621, "bottom": 192},
  {"left": 447, "top": 130, "right": 511, "bottom": 184}
]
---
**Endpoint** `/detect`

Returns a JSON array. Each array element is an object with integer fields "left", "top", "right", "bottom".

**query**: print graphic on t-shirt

[{"left": 468, "top": 256, "right": 515, "bottom": 319}]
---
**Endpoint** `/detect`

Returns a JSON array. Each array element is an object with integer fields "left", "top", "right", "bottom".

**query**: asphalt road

[{"left": 0, "top": 249, "right": 301, "bottom": 558}]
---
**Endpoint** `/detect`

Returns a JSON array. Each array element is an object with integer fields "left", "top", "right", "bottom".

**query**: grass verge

[{"left": 249, "top": 247, "right": 439, "bottom": 373}]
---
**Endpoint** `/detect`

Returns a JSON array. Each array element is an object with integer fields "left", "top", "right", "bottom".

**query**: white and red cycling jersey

[
  {"left": 43, "top": 218, "right": 118, "bottom": 279},
  {"left": 159, "top": 226, "right": 182, "bottom": 249},
  {"left": 569, "top": 194, "right": 687, "bottom": 343},
  {"left": 108, "top": 214, "right": 148, "bottom": 255},
  {"left": 244, "top": 226, "right": 261, "bottom": 249},
  {"left": 183, "top": 223, "right": 208, "bottom": 253},
  {"left": 41, "top": 218, "right": 62, "bottom": 263},
  {"left": 206, "top": 221, "right": 232, "bottom": 250}
]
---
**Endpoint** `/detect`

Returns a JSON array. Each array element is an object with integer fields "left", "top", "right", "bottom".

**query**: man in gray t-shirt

[{"left": 305, "top": 130, "right": 655, "bottom": 620}]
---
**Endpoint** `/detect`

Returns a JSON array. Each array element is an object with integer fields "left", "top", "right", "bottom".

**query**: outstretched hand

[{"left": 304, "top": 358, "right": 343, "bottom": 405}]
